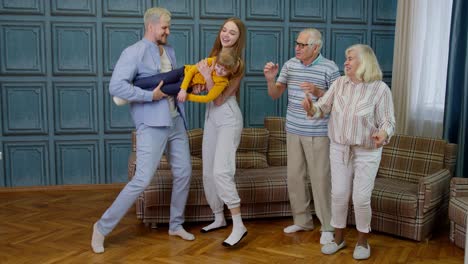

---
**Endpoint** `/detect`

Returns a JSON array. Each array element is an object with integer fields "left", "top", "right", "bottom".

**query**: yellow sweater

[{"left": 180, "top": 57, "right": 229, "bottom": 103}]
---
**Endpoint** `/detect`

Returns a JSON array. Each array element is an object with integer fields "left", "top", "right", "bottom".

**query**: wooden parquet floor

[{"left": 0, "top": 185, "right": 464, "bottom": 264}]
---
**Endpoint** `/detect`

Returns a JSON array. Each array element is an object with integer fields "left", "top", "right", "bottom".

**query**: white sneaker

[
  {"left": 353, "top": 243, "right": 371, "bottom": 260},
  {"left": 320, "top": 231, "right": 334, "bottom": 245},
  {"left": 283, "top": 224, "right": 312, "bottom": 234},
  {"left": 321, "top": 241, "right": 346, "bottom": 255}
]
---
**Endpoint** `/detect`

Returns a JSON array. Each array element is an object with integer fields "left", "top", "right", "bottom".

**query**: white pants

[
  {"left": 202, "top": 96, "right": 243, "bottom": 212},
  {"left": 329, "top": 142, "right": 382, "bottom": 233}
]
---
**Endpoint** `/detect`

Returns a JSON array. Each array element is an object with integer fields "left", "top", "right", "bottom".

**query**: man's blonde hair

[
  {"left": 144, "top": 7, "right": 171, "bottom": 28},
  {"left": 346, "top": 44, "right": 382, "bottom": 83}
]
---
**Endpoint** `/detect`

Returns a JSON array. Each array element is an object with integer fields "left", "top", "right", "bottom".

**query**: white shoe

[
  {"left": 283, "top": 224, "right": 312, "bottom": 234},
  {"left": 113, "top": 96, "right": 129, "bottom": 106},
  {"left": 320, "top": 231, "right": 334, "bottom": 245},
  {"left": 353, "top": 243, "right": 371, "bottom": 260},
  {"left": 321, "top": 241, "right": 346, "bottom": 255},
  {"left": 168, "top": 228, "right": 195, "bottom": 241}
]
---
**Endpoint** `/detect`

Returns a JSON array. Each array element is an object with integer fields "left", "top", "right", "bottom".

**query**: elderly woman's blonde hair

[
  {"left": 144, "top": 7, "right": 171, "bottom": 28},
  {"left": 346, "top": 44, "right": 382, "bottom": 83}
]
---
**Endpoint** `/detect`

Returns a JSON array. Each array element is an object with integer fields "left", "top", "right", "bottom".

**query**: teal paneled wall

[{"left": 0, "top": 0, "right": 396, "bottom": 186}]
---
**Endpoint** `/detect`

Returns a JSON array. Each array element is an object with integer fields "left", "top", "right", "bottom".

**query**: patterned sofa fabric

[
  {"left": 348, "top": 135, "right": 458, "bottom": 241},
  {"left": 130, "top": 117, "right": 299, "bottom": 224},
  {"left": 449, "top": 177, "right": 468, "bottom": 248},
  {"left": 129, "top": 117, "right": 458, "bottom": 242}
]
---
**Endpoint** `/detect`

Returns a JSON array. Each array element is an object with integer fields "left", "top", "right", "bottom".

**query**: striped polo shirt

[{"left": 277, "top": 54, "right": 340, "bottom": 136}]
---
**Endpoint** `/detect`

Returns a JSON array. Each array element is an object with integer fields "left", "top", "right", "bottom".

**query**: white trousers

[
  {"left": 329, "top": 142, "right": 382, "bottom": 233},
  {"left": 202, "top": 96, "right": 243, "bottom": 212}
]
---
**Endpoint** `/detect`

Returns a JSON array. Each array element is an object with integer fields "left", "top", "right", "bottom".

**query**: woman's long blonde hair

[{"left": 346, "top": 44, "right": 382, "bottom": 83}]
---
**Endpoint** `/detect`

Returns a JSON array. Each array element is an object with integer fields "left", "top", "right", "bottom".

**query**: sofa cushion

[
  {"left": 187, "top": 128, "right": 203, "bottom": 157},
  {"left": 236, "top": 128, "right": 269, "bottom": 168},
  {"left": 143, "top": 166, "right": 288, "bottom": 208},
  {"left": 159, "top": 155, "right": 202, "bottom": 170},
  {"left": 264, "top": 117, "right": 287, "bottom": 166},
  {"left": 378, "top": 135, "right": 447, "bottom": 184},
  {"left": 236, "top": 151, "right": 268, "bottom": 169},
  {"left": 238, "top": 128, "right": 269, "bottom": 154},
  {"left": 371, "top": 178, "right": 419, "bottom": 218},
  {"left": 449, "top": 197, "right": 468, "bottom": 227}
]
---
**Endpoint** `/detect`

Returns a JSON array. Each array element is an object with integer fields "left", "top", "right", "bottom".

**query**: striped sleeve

[{"left": 375, "top": 83, "right": 396, "bottom": 140}]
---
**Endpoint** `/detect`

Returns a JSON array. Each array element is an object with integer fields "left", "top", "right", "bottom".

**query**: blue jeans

[{"left": 97, "top": 115, "right": 192, "bottom": 235}]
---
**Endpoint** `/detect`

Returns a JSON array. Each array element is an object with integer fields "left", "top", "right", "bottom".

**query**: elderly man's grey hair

[{"left": 301, "top": 28, "right": 323, "bottom": 51}]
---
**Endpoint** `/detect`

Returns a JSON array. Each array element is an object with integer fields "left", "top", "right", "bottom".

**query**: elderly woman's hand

[
  {"left": 372, "top": 130, "right": 388, "bottom": 148},
  {"left": 301, "top": 93, "right": 315, "bottom": 118}
]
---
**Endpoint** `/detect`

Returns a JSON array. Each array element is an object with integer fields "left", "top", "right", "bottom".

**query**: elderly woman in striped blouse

[{"left": 302, "top": 44, "right": 395, "bottom": 260}]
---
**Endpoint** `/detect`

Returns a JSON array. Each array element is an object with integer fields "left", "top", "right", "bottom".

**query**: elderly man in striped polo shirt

[{"left": 263, "top": 28, "right": 340, "bottom": 245}]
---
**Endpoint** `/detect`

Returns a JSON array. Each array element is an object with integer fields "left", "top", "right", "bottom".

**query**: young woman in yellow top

[{"left": 112, "top": 49, "right": 243, "bottom": 105}]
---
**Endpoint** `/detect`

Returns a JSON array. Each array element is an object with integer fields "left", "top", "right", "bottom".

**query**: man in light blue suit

[{"left": 91, "top": 7, "right": 193, "bottom": 254}]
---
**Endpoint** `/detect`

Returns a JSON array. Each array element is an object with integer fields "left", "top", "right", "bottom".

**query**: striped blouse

[{"left": 314, "top": 76, "right": 395, "bottom": 148}]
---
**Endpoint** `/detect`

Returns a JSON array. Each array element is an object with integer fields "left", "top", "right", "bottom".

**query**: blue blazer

[{"left": 109, "top": 38, "right": 187, "bottom": 128}]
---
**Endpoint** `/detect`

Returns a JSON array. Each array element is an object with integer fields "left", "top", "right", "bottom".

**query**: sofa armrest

[
  {"left": 418, "top": 169, "right": 451, "bottom": 214},
  {"left": 450, "top": 177, "right": 468, "bottom": 198},
  {"left": 128, "top": 151, "right": 136, "bottom": 181}
]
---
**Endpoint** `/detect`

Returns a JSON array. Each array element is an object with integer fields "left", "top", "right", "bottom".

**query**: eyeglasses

[{"left": 295, "top": 41, "right": 314, "bottom": 49}]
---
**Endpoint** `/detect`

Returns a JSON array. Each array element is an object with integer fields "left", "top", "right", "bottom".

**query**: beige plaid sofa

[
  {"left": 128, "top": 117, "right": 458, "bottom": 242},
  {"left": 347, "top": 135, "right": 458, "bottom": 241},
  {"left": 128, "top": 117, "right": 303, "bottom": 226},
  {"left": 449, "top": 177, "right": 468, "bottom": 248}
]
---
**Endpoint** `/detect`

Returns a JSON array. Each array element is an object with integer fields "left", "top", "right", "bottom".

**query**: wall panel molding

[
  {"left": 0, "top": 0, "right": 44, "bottom": 15},
  {"left": 290, "top": 0, "right": 326, "bottom": 22},
  {"left": 372, "top": 0, "right": 397, "bottom": 25},
  {"left": 55, "top": 141, "right": 99, "bottom": 184},
  {"left": 168, "top": 24, "right": 195, "bottom": 66},
  {"left": 200, "top": 0, "right": 240, "bottom": 19},
  {"left": 52, "top": 22, "right": 96, "bottom": 75},
  {"left": 246, "top": 0, "right": 284, "bottom": 21},
  {"left": 371, "top": 30, "right": 395, "bottom": 75},
  {"left": 53, "top": 82, "right": 98, "bottom": 134},
  {"left": 51, "top": 0, "right": 96, "bottom": 16},
  {"left": 332, "top": 0, "right": 367, "bottom": 24},
  {"left": 154, "top": 0, "right": 194, "bottom": 19},
  {"left": 103, "top": 23, "right": 143, "bottom": 75},
  {"left": 246, "top": 27, "right": 283, "bottom": 75},
  {"left": 102, "top": 0, "right": 145, "bottom": 17},
  {"left": 103, "top": 83, "right": 134, "bottom": 133},
  {"left": 4, "top": 142, "right": 49, "bottom": 186},
  {"left": 105, "top": 139, "right": 132, "bottom": 183},
  {"left": 199, "top": 25, "right": 219, "bottom": 59},
  {"left": 242, "top": 80, "right": 283, "bottom": 127},
  {"left": 0, "top": 22, "right": 45, "bottom": 75},
  {"left": 2, "top": 82, "right": 48, "bottom": 135}
]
